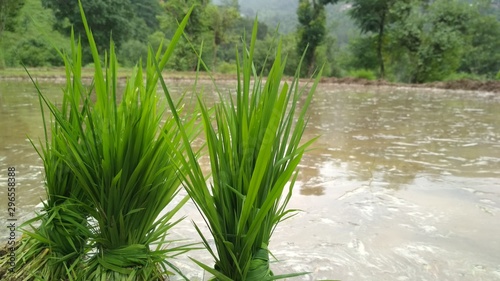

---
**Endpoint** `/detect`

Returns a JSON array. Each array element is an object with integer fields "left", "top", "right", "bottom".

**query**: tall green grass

[
  {"left": 347, "top": 69, "right": 376, "bottom": 80},
  {"left": 3, "top": 27, "right": 93, "bottom": 281},
  {"left": 159, "top": 22, "right": 320, "bottom": 280},
  {"left": 2, "top": 2, "right": 199, "bottom": 280}
]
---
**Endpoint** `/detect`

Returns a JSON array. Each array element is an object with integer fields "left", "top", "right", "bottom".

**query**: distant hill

[
  {"left": 237, "top": 0, "right": 298, "bottom": 33},
  {"left": 213, "top": 0, "right": 357, "bottom": 43}
]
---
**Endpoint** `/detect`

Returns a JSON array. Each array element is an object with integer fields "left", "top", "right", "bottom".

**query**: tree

[
  {"left": 296, "top": 0, "right": 339, "bottom": 76},
  {"left": 459, "top": 13, "right": 500, "bottom": 77},
  {"left": 1, "top": 0, "right": 69, "bottom": 68},
  {"left": 161, "top": 0, "right": 209, "bottom": 41},
  {"left": 42, "top": 0, "right": 135, "bottom": 61},
  {"left": 347, "top": 0, "right": 432, "bottom": 79},
  {"left": 0, "top": 0, "right": 25, "bottom": 34},
  {"left": 389, "top": 0, "right": 471, "bottom": 82},
  {"left": 160, "top": 0, "right": 210, "bottom": 70},
  {"left": 206, "top": 3, "right": 239, "bottom": 70},
  {"left": 131, "top": 0, "right": 161, "bottom": 34},
  {"left": 346, "top": 36, "right": 378, "bottom": 72},
  {"left": 348, "top": 0, "right": 395, "bottom": 78},
  {"left": 417, "top": 0, "right": 471, "bottom": 82}
]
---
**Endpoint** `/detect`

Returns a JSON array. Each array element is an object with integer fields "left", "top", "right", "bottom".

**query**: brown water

[{"left": 1, "top": 80, "right": 500, "bottom": 280}]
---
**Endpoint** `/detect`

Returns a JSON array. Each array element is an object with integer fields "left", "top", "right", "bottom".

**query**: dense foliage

[
  {"left": 347, "top": 0, "right": 411, "bottom": 78},
  {"left": 0, "top": 0, "right": 25, "bottom": 34},
  {"left": 1, "top": 0, "right": 499, "bottom": 82},
  {"left": 296, "top": 0, "right": 339, "bottom": 76}
]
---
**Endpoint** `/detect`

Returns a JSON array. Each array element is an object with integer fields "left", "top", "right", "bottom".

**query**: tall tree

[
  {"left": 161, "top": 0, "right": 209, "bottom": 41},
  {"left": 459, "top": 13, "right": 500, "bottom": 76},
  {"left": 42, "top": 0, "right": 135, "bottom": 60},
  {"left": 348, "top": 0, "right": 395, "bottom": 78},
  {"left": 206, "top": 3, "right": 239, "bottom": 70},
  {"left": 131, "top": 0, "right": 161, "bottom": 33},
  {"left": 389, "top": 0, "right": 471, "bottom": 82},
  {"left": 0, "top": 0, "right": 25, "bottom": 35},
  {"left": 160, "top": 0, "right": 210, "bottom": 70},
  {"left": 297, "top": 0, "right": 339, "bottom": 76}
]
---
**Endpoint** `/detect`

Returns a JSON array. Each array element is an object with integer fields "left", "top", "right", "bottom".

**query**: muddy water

[{"left": 1, "top": 80, "right": 500, "bottom": 280}]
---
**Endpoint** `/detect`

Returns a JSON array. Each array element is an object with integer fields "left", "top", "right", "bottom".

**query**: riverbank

[
  {"left": 320, "top": 76, "right": 500, "bottom": 93},
  {"left": 2, "top": 67, "right": 500, "bottom": 93}
]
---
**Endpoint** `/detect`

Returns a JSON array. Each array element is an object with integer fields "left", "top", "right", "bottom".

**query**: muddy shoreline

[
  {"left": 2, "top": 72, "right": 500, "bottom": 93},
  {"left": 319, "top": 77, "right": 500, "bottom": 93}
]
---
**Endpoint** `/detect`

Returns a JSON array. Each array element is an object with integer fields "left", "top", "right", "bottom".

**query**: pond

[{"left": 1, "top": 79, "right": 500, "bottom": 280}]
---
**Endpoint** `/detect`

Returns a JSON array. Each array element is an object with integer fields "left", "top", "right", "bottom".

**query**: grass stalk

[
  {"left": 0, "top": 28, "right": 92, "bottom": 281},
  {"left": 159, "top": 19, "right": 321, "bottom": 280},
  {"left": 2, "top": 2, "right": 199, "bottom": 280}
]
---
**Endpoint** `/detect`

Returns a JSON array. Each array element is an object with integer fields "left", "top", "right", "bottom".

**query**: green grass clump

[
  {"left": 217, "top": 61, "right": 238, "bottom": 74},
  {"left": 1, "top": 2, "right": 198, "bottom": 280},
  {"left": 160, "top": 22, "right": 320, "bottom": 280},
  {"left": 2, "top": 28, "right": 92, "bottom": 281},
  {"left": 443, "top": 72, "right": 486, "bottom": 81},
  {"left": 347, "top": 69, "right": 376, "bottom": 80}
]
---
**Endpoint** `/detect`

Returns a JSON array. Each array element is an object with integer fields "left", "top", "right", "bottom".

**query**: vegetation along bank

[{"left": 1, "top": 0, "right": 500, "bottom": 84}]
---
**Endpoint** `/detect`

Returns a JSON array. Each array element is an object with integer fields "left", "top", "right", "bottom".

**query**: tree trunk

[
  {"left": 213, "top": 40, "right": 218, "bottom": 72},
  {"left": 377, "top": 11, "right": 386, "bottom": 79}
]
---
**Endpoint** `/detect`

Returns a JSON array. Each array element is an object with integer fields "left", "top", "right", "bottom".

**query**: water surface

[{"left": 1, "top": 80, "right": 499, "bottom": 280}]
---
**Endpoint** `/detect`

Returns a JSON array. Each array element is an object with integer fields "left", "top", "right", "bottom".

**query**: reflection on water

[
  {"left": 300, "top": 86, "right": 500, "bottom": 194},
  {"left": 1, "top": 80, "right": 500, "bottom": 280}
]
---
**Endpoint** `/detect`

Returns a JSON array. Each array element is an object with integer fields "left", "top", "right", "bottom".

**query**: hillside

[
  {"left": 238, "top": 0, "right": 299, "bottom": 33},
  {"left": 215, "top": 0, "right": 357, "bottom": 38}
]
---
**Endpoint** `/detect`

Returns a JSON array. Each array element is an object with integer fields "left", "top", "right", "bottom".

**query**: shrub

[
  {"left": 443, "top": 72, "right": 485, "bottom": 81},
  {"left": 118, "top": 39, "right": 148, "bottom": 67},
  {"left": 148, "top": 31, "right": 170, "bottom": 55},
  {"left": 9, "top": 38, "right": 62, "bottom": 67},
  {"left": 347, "top": 69, "right": 377, "bottom": 80},
  {"left": 217, "top": 61, "right": 237, "bottom": 74}
]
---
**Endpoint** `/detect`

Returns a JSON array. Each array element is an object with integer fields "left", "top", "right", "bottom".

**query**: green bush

[
  {"left": 315, "top": 36, "right": 342, "bottom": 77},
  {"left": 148, "top": 31, "right": 169, "bottom": 54},
  {"left": 496, "top": 70, "right": 500, "bottom": 80},
  {"left": 217, "top": 61, "right": 237, "bottom": 74},
  {"left": 347, "top": 69, "right": 377, "bottom": 80},
  {"left": 118, "top": 39, "right": 148, "bottom": 67},
  {"left": 346, "top": 36, "right": 378, "bottom": 72},
  {"left": 166, "top": 38, "right": 200, "bottom": 71},
  {"left": 0, "top": 53, "right": 5, "bottom": 69},
  {"left": 443, "top": 72, "right": 485, "bottom": 81},
  {"left": 9, "top": 38, "right": 62, "bottom": 67}
]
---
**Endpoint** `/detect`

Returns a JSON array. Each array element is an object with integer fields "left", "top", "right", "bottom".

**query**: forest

[{"left": 1, "top": 0, "right": 500, "bottom": 83}]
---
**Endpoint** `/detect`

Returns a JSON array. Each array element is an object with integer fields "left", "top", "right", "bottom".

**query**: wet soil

[
  {"left": 320, "top": 77, "right": 500, "bottom": 93},
  {"left": 2, "top": 69, "right": 500, "bottom": 93}
]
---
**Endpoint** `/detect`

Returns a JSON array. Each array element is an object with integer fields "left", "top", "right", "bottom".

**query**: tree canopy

[
  {"left": 348, "top": 0, "right": 417, "bottom": 78},
  {"left": 42, "top": 0, "right": 135, "bottom": 59},
  {"left": 297, "top": 0, "right": 339, "bottom": 76},
  {"left": 0, "top": 0, "right": 26, "bottom": 34}
]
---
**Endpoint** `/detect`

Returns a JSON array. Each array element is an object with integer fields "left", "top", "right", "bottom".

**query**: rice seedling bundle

[
  {"left": 2, "top": 2, "right": 198, "bottom": 280},
  {"left": 159, "top": 21, "right": 321, "bottom": 281},
  {"left": 0, "top": 28, "right": 93, "bottom": 281}
]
